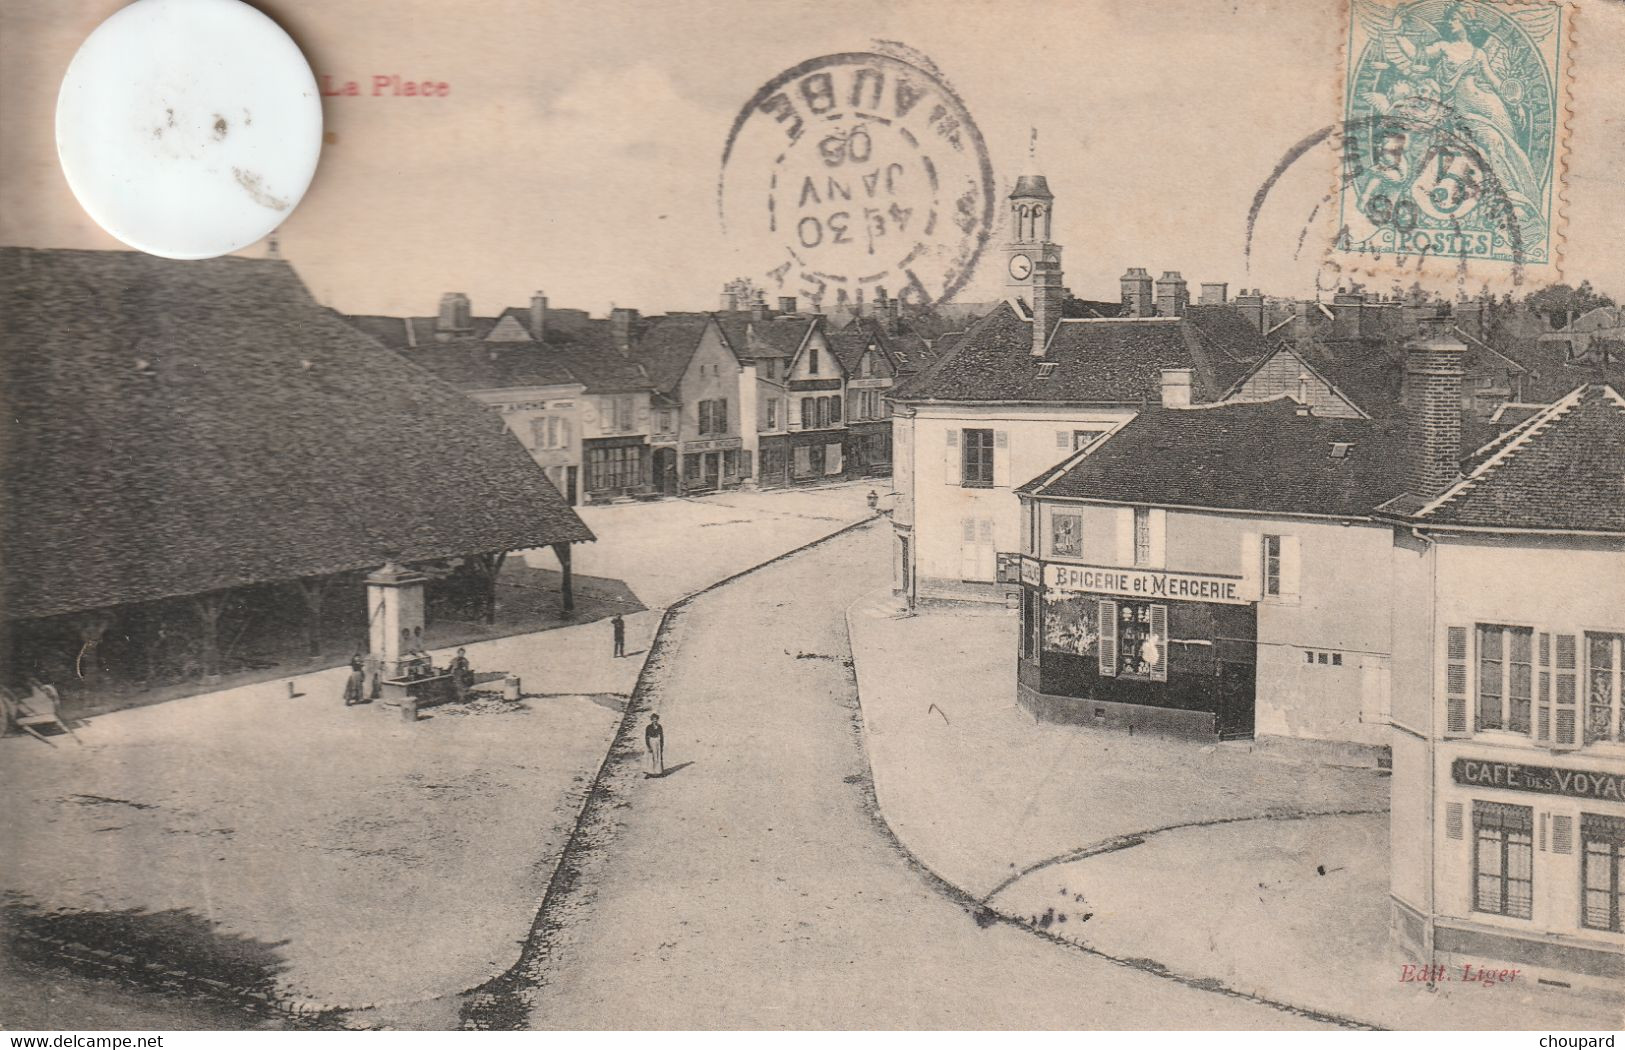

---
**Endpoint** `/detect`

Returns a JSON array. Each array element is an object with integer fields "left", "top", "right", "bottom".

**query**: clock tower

[{"left": 1004, "top": 174, "right": 1062, "bottom": 300}]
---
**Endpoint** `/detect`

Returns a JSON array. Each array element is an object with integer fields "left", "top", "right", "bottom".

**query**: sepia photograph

[{"left": 1, "top": 0, "right": 1622, "bottom": 1038}]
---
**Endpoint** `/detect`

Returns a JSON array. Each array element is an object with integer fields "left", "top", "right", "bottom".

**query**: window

[
  {"left": 830, "top": 395, "right": 842, "bottom": 424},
  {"left": 1472, "top": 801, "right": 1533, "bottom": 919},
  {"left": 961, "top": 428, "right": 994, "bottom": 487},
  {"left": 801, "top": 397, "right": 816, "bottom": 430},
  {"left": 766, "top": 398, "right": 778, "bottom": 430},
  {"left": 1074, "top": 430, "right": 1106, "bottom": 451},
  {"left": 684, "top": 453, "right": 702, "bottom": 481},
  {"left": 809, "top": 347, "right": 820, "bottom": 374},
  {"left": 1263, "top": 535, "right": 1282, "bottom": 597},
  {"left": 766, "top": 360, "right": 778, "bottom": 380},
  {"left": 1582, "top": 813, "right": 1625, "bottom": 932},
  {"left": 1585, "top": 632, "right": 1624, "bottom": 744},
  {"left": 1133, "top": 508, "right": 1152, "bottom": 567},
  {"left": 1477, "top": 625, "right": 1533, "bottom": 734},
  {"left": 1052, "top": 512, "right": 1082, "bottom": 558},
  {"left": 588, "top": 445, "right": 644, "bottom": 493},
  {"left": 697, "top": 399, "right": 729, "bottom": 436},
  {"left": 612, "top": 397, "right": 634, "bottom": 432},
  {"left": 1098, "top": 600, "right": 1167, "bottom": 681}
]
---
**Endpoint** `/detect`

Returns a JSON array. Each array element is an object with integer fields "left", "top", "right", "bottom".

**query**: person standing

[
  {"left": 343, "top": 652, "right": 365, "bottom": 706},
  {"left": 611, "top": 613, "right": 626, "bottom": 658},
  {"left": 449, "top": 647, "right": 473, "bottom": 702},
  {"left": 644, "top": 713, "right": 664, "bottom": 777}
]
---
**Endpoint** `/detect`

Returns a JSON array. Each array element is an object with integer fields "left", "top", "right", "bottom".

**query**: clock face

[{"left": 1008, "top": 253, "right": 1032, "bottom": 280}]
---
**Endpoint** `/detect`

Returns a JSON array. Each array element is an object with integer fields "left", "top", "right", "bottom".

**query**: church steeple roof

[{"left": 1009, "top": 174, "right": 1053, "bottom": 200}]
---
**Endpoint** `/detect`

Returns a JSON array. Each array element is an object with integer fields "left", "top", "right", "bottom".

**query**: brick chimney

[
  {"left": 435, "top": 292, "right": 472, "bottom": 342},
  {"left": 884, "top": 297, "right": 901, "bottom": 332},
  {"left": 610, "top": 308, "right": 639, "bottom": 353},
  {"left": 1155, "top": 272, "right": 1188, "bottom": 318},
  {"left": 529, "top": 291, "right": 548, "bottom": 344},
  {"left": 1120, "top": 267, "right": 1153, "bottom": 317},
  {"left": 778, "top": 296, "right": 798, "bottom": 316},
  {"left": 1031, "top": 258, "right": 1065, "bottom": 357},
  {"left": 720, "top": 288, "right": 738, "bottom": 311},
  {"left": 870, "top": 285, "right": 888, "bottom": 319},
  {"left": 1405, "top": 327, "right": 1467, "bottom": 500},
  {"left": 1199, "top": 282, "right": 1229, "bottom": 306},
  {"left": 751, "top": 292, "right": 767, "bottom": 322},
  {"left": 1234, "top": 289, "right": 1266, "bottom": 333}
]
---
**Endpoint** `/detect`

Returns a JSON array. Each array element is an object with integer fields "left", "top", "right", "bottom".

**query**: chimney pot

[{"left": 529, "top": 291, "right": 548, "bottom": 344}]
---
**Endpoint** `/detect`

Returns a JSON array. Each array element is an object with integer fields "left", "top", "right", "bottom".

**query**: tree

[{"left": 1522, "top": 281, "right": 1617, "bottom": 327}]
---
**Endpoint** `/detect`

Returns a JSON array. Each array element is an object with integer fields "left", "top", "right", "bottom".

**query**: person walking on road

[
  {"left": 612, "top": 613, "right": 626, "bottom": 658},
  {"left": 644, "top": 712, "right": 664, "bottom": 777}
]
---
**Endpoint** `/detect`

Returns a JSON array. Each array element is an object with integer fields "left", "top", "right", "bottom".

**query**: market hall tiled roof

[
  {"left": 1018, "top": 398, "right": 1411, "bottom": 519},
  {"left": 1403, "top": 384, "right": 1625, "bottom": 534},
  {"left": 890, "top": 302, "right": 1268, "bottom": 405},
  {"left": 1, "top": 248, "right": 594, "bottom": 624}
]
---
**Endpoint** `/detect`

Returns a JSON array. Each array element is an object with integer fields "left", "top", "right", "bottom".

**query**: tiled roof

[
  {"left": 399, "top": 340, "right": 581, "bottom": 390},
  {"left": 891, "top": 303, "right": 1263, "bottom": 404},
  {"left": 345, "top": 306, "right": 650, "bottom": 395},
  {"left": 1410, "top": 385, "right": 1625, "bottom": 533},
  {"left": 628, "top": 315, "right": 715, "bottom": 394},
  {"left": 1019, "top": 398, "right": 1410, "bottom": 518},
  {"left": 1, "top": 248, "right": 593, "bottom": 623}
]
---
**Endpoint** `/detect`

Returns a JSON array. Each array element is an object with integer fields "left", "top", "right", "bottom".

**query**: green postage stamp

[{"left": 1340, "top": 0, "right": 1572, "bottom": 270}]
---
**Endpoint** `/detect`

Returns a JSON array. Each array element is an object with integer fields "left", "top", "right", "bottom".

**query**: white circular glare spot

[{"left": 56, "top": 0, "right": 322, "bottom": 260}]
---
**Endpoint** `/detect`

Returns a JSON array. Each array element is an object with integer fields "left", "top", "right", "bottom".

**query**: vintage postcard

[{"left": 1, "top": 0, "right": 1623, "bottom": 1039}]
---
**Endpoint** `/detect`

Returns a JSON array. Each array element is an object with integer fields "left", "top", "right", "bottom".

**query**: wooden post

[
  {"left": 471, "top": 552, "right": 507, "bottom": 625},
  {"left": 192, "top": 592, "right": 227, "bottom": 678},
  {"left": 552, "top": 542, "right": 574, "bottom": 615}
]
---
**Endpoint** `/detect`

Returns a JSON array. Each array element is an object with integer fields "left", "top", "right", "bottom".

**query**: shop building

[
  {"left": 1013, "top": 398, "right": 1408, "bottom": 748},
  {"left": 888, "top": 168, "right": 1272, "bottom": 606},
  {"left": 632, "top": 314, "right": 751, "bottom": 494},
  {"left": 349, "top": 292, "right": 656, "bottom": 503},
  {"left": 1382, "top": 354, "right": 1625, "bottom": 988}
]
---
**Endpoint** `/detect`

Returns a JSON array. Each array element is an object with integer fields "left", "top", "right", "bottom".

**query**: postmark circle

[
  {"left": 719, "top": 50, "right": 995, "bottom": 312},
  {"left": 56, "top": 0, "right": 322, "bottom": 260}
]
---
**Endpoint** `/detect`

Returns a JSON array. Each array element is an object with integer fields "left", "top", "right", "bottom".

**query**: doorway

[
  {"left": 702, "top": 452, "right": 721, "bottom": 490},
  {"left": 653, "top": 447, "right": 677, "bottom": 496},
  {"left": 1216, "top": 659, "right": 1255, "bottom": 740}
]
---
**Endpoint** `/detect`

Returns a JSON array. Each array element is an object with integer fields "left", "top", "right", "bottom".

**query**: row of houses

[
  {"left": 887, "top": 171, "right": 1625, "bottom": 988},
  {"left": 346, "top": 288, "right": 945, "bottom": 504}
]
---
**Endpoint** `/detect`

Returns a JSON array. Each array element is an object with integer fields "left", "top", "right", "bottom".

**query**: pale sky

[{"left": 4, "top": 0, "right": 1623, "bottom": 318}]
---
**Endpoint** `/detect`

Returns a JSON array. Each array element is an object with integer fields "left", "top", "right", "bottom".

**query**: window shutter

[
  {"left": 945, "top": 429, "right": 960, "bottom": 484},
  {"left": 1280, "top": 535, "right": 1301, "bottom": 600},
  {"left": 1444, "top": 626, "right": 1470, "bottom": 737},
  {"left": 1240, "top": 532, "right": 1260, "bottom": 594},
  {"left": 1536, "top": 632, "right": 1553, "bottom": 743},
  {"left": 993, "top": 430, "right": 1010, "bottom": 487},
  {"left": 978, "top": 518, "right": 996, "bottom": 581},
  {"left": 1148, "top": 509, "right": 1167, "bottom": 569},
  {"left": 1551, "top": 814, "right": 1574, "bottom": 854},
  {"left": 1445, "top": 802, "right": 1463, "bottom": 840},
  {"left": 1099, "top": 600, "right": 1118, "bottom": 677},
  {"left": 1057, "top": 430, "right": 1070, "bottom": 450},
  {"left": 1553, "top": 634, "right": 1579, "bottom": 749},
  {"left": 960, "top": 517, "right": 979, "bottom": 581},
  {"left": 719, "top": 399, "right": 728, "bottom": 432},
  {"left": 1149, "top": 603, "right": 1168, "bottom": 682},
  {"left": 1116, "top": 509, "right": 1135, "bottom": 567}
]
